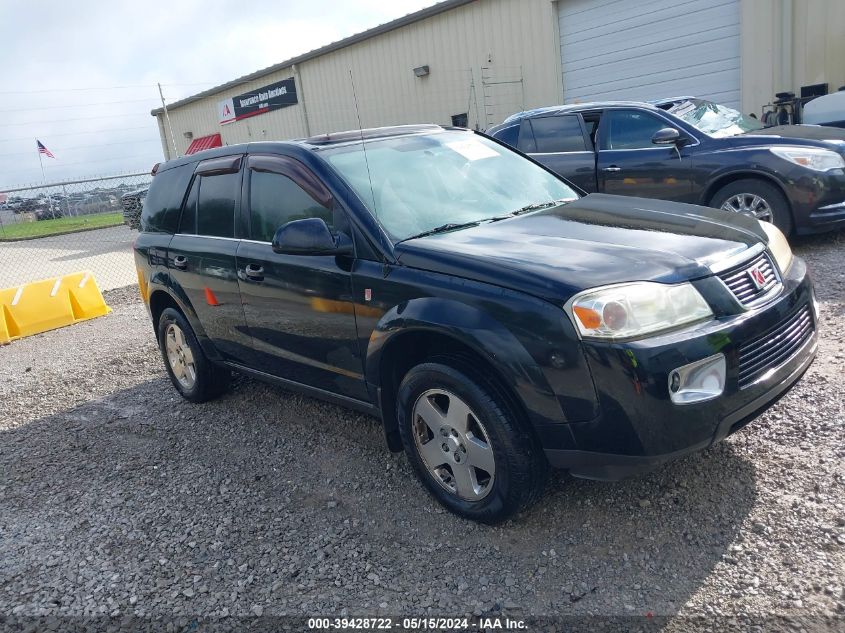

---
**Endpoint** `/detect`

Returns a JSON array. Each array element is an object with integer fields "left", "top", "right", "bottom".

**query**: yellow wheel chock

[{"left": 0, "top": 271, "right": 111, "bottom": 345}]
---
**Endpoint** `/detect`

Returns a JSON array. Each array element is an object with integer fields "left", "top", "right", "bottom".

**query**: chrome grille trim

[
  {"left": 717, "top": 251, "right": 782, "bottom": 308},
  {"left": 738, "top": 305, "right": 814, "bottom": 389}
]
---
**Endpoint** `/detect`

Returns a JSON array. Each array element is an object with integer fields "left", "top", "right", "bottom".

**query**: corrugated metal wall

[
  {"left": 156, "top": 0, "right": 563, "bottom": 158},
  {"left": 741, "top": 0, "right": 845, "bottom": 115},
  {"left": 157, "top": 0, "right": 845, "bottom": 158}
]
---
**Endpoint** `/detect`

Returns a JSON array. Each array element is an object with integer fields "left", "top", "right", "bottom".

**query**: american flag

[{"left": 36, "top": 140, "right": 55, "bottom": 159}]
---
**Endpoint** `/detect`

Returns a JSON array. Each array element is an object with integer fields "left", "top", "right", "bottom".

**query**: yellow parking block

[{"left": 0, "top": 271, "right": 111, "bottom": 345}]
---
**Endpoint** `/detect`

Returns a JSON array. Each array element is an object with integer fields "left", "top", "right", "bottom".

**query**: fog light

[{"left": 668, "top": 353, "right": 726, "bottom": 405}]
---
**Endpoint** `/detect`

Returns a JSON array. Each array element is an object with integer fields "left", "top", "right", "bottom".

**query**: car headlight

[
  {"left": 566, "top": 282, "right": 713, "bottom": 340},
  {"left": 770, "top": 146, "right": 845, "bottom": 172},
  {"left": 758, "top": 220, "right": 793, "bottom": 273}
]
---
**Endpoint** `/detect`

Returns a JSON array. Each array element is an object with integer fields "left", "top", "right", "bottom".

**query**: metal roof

[{"left": 151, "top": 0, "right": 476, "bottom": 116}]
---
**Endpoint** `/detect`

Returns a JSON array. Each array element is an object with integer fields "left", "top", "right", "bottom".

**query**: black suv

[
  {"left": 488, "top": 98, "right": 845, "bottom": 236},
  {"left": 135, "top": 125, "right": 816, "bottom": 522}
]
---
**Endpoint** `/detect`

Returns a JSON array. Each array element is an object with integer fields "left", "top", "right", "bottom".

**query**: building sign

[{"left": 218, "top": 78, "right": 298, "bottom": 125}]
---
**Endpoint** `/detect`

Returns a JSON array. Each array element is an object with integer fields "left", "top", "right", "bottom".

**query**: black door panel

[
  {"left": 236, "top": 154, "right": 366, "bottom": 400},
  {"left": 166, "top": 157, "right": 251, "bottom": 363},
  {"left": 597, "top": 109, "right": 696, "bottom": 202},
  {"left": 531, "top": 152, "right": 597, "bottom": 193},
  {"left": 237, "top": 243, "right": 366, "bottom": 400},
  {"left": 168, "top": 234, "right": 252, "bottom": 363}
]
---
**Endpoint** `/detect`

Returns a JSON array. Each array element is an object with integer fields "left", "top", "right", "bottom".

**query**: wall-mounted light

[
  {"left": 413, "top": 65, "right": 430, "bottom": 78},
  {"left": 183, "top": 131, "right": 193, "bottom": 139}
]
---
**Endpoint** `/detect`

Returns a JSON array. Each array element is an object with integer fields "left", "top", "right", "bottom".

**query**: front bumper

[
  {"left": 792, "top": 169, "right": 845, "bottom": 234},
  {"left": 541, "top": 257, "right": 816, "bottom": 479}
]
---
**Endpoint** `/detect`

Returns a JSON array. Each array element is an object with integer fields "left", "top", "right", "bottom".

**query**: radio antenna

[{"left": 348, "top": 69, "right": 379, "bottom": 227}]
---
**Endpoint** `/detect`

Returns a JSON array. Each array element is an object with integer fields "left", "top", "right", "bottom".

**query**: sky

[{"left": 0, "top": 0, "right": 438, "bottom": 189}]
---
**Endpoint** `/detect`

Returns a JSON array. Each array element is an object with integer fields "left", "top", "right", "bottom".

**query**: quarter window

[
  {"left": 249, "top": 171, "right": 333, "bottom": 243},
  {"left": 603, "top": 110, "right": 668, "bottom": 150},
  {"left": 196, "top": 172, "right": 240, "bottom": 238},
  {"left": 530, "top": 116, "right": 586, "bottom": 153},
  {"left": 178, "top": 176, "right": 199, "bottom": 235}
]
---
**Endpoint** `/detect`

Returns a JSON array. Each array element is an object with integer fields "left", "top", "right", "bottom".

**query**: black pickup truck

[{"left": 488, "top": 98, "right": 845, "bottom": 236}]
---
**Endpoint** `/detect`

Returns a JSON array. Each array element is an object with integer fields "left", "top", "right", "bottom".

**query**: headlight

[
  {"left": 759, "top": 220, "right": 793, "bottom": 273},
  {"left": 566, "top": 282, "right": 713, "bottom": 340},
  {"left": 770, "top": 146, "right": 845, "bottom": 172}
]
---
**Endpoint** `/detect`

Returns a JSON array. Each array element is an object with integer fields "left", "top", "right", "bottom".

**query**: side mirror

[
  {"left": 272, "top": 218, "right": 353, "bottom": 256},
  {"left": 651, "top": 127, "right": 683, "bottom": 145}
]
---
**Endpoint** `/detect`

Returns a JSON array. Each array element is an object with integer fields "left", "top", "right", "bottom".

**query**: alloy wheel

[
  {"left": 164, "top": 323, "right": 197, "bottom": 389},
  {"left": 411, "top": 388, "right": 496, "bottom": 501},
  {"left": 720, "top": 193, "right": 773, "bottom": 222}
]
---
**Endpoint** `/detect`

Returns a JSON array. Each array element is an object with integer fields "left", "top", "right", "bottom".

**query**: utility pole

[{"left": 158, "top": 83, "right": 179, "bottom": 159}]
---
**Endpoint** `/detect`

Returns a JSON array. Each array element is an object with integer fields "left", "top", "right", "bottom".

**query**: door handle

[
  {"left": 244, "top": 264, "right": 264, "bottom": 281},
  {"left": 602, "top": 166, "right": 622, "bottom": 172},
  {"left": 172, "top": 255, "right": 187, "bottom": 270}
]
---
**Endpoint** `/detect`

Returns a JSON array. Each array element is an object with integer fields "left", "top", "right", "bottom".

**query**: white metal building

[{"left": 153, "top": 0, "right": 845, "bottom": 159}]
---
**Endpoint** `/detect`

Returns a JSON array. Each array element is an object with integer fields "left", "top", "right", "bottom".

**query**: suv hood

[
  {"left": 744, "top": 124, "right": 845, "bottom": 144},
  {"left": 395, "top": 194, "right": 766, "bottom": 303}
]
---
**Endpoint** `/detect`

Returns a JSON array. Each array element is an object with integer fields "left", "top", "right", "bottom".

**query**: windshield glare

[
  {"left": 668, "top": 99, "right": 764, "bottom": 137},
  {"left": 322, "top": 131, "right": 578, "bottom": 242}
]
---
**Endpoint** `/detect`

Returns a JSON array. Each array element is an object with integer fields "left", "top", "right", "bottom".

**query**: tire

[
  {"left": 396, "top": 361, "right": 548, "bottom": 523},
  {"left": 710, "top": 178, "right": 793, "bottom": 235},
  {"left": 157, "top": 307, "right": 230, "bottom": 403}
]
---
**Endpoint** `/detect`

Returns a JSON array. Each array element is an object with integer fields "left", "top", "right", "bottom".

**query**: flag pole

[
  {"left": 36, "top": 140, "right": 55, "bottom": 217},
  {"left": 37, "top": 139, "right": 46, "bottom": 184}
]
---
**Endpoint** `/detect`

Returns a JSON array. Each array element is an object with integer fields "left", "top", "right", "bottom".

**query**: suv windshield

[
  {"left": 667, "top": 99, "right": 764, "bottom": 138},
  {"left": 321, "top": 131, "right": 578, "bottom": 242}
]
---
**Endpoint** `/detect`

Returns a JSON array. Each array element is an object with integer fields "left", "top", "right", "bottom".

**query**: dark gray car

[{"left": 488, "top": 98, "right": 845, "bottom": 236}]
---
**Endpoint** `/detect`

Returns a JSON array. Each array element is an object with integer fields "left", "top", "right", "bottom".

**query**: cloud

[{"left": 0, "top": 0, "right": 437, "bottom": 188}]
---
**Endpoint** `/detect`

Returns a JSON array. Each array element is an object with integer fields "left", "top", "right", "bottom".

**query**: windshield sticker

[{"left": 447, "top": 139, "right": 500, "bottom": 161}]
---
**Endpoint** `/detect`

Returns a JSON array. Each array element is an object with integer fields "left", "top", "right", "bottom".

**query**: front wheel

[
  {"left": 396, "top": 362, "right": 547, "bottom": 523},
  {"left": 710, "top": 178, "right": 793, "bottom": 235}
]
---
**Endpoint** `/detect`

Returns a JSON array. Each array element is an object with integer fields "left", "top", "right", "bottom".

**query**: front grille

[
  {"left": 718, "top": 252, "right": 781, "bottom": 307},
  {"left": 738, "top": 305, "right": 814, "bottom": 388}
]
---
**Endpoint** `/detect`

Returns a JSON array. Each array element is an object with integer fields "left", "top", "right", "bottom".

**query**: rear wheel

[
  {"left": 710, "top": 178, "right": 793, "bottom": 235},
  {"left": 157, "top": 307, "right": 229, "bottom": 403},
  {"left": 396, "top": 361, "right": 547, "bottom": 523}
]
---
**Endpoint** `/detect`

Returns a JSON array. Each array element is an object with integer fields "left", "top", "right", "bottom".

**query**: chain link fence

[{"left": 0, "top": 173, "right": 152, "bottom": 291}]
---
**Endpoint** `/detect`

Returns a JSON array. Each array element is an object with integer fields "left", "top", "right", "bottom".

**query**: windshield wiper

[
  {"left": 396, "top": 221, "right": 481, "bottom": 244},
  {"left": 490, "top": 198, "right": 573, "bottom": 221}
]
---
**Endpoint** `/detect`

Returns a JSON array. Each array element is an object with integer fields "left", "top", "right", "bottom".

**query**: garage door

[{"left": 559, "top": 0, "right": 741, "bottom": 109}]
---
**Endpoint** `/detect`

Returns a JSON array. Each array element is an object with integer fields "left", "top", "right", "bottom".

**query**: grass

[{"left": 0, "top": 212, "right": 124, "bottom": 241}]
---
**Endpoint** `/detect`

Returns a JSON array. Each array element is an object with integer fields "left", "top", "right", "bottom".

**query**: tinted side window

[
  {"left": 492, "top": 124, "right": 519, "bottom": 148},
  {"left": 603, "top": 110, "right": 667, "bottom": 150},
  {"left": 140, "top": 163, "right": 193, "bottom": 233},
  {"left": 178, "top": 176, "right": 199, "bottom": 234},
  {"left": 530, "top": 116, "right": 586, "bottom": 153},
  {"left": 249, "top": 171, "right": 333, "bottom": 242},
  {"left": 197, "top": 172, "right": 240, "bottom": 238}
]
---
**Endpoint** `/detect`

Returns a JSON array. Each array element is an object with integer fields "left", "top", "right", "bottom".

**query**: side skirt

[{"left": 223, "top": 361, "right": 382, "bottom": 419}]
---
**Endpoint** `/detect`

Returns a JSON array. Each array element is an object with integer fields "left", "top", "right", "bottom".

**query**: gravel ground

[{"left": 1, "top": 234, "right": 844, "bottom": 631}]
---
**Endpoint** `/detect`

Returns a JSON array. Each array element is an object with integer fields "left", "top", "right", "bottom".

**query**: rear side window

[
  {"left": 530, "top": 116, "right": 587, "bottom": 153},
  {"left": 492, "top": 124, "right": 520, "bottom": 148},
  {"left": 602, "top": 110, "right": 667, "bottom": 150},
  {"left": 140, "top": 163, "right": 193, "bottom": 233},
  {"left": 249, "top": 171, "right": 333, "bottom": 242},
  {"left": 197, "top": 172, "right": 240, "bottom": 238}
]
